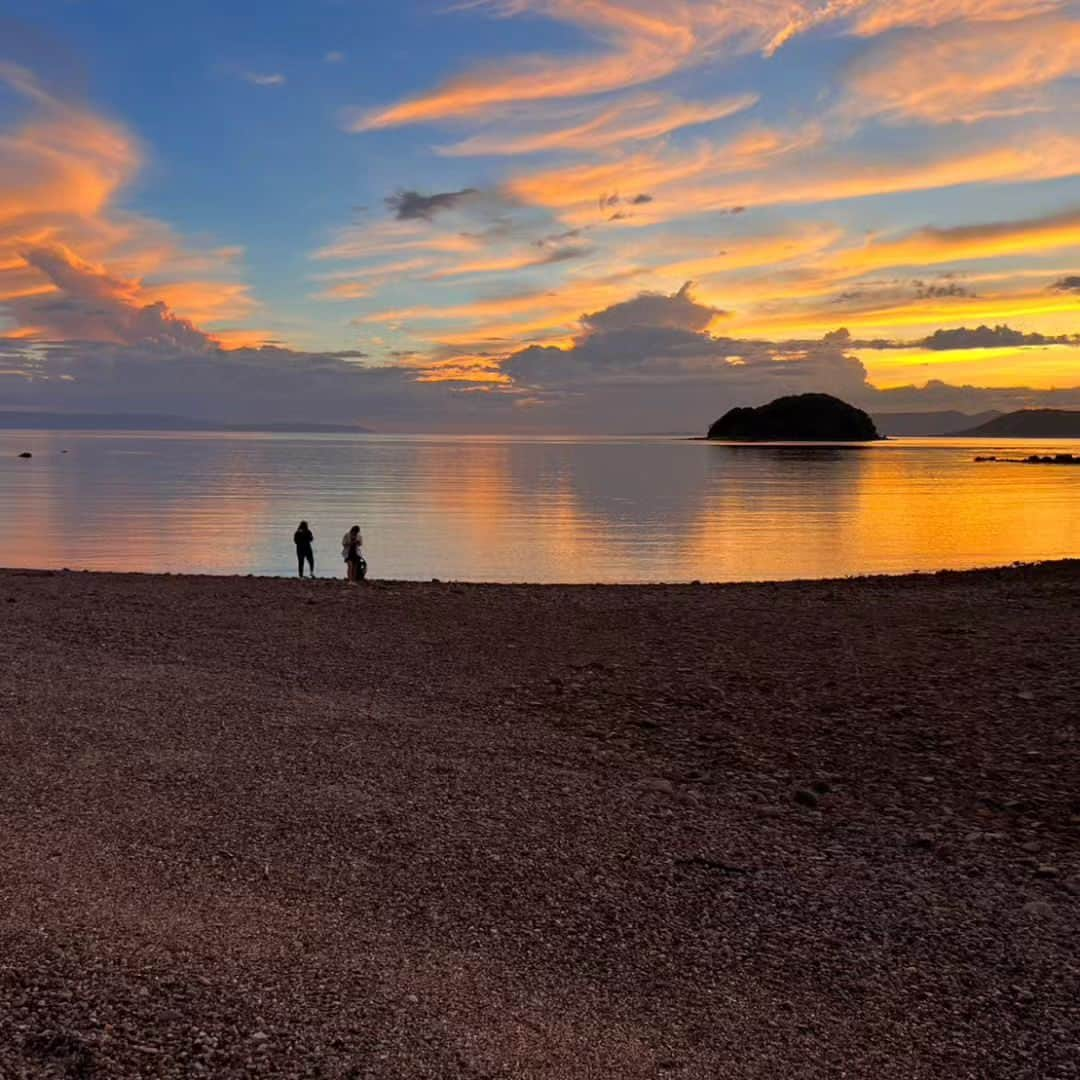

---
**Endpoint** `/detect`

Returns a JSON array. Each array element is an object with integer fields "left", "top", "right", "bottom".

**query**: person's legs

[
  {"left": 305, "top": 551, "right": 315, "bottom": 577},
  {"left": 297, "top": 551, "right": 305, "bottom": 578}
]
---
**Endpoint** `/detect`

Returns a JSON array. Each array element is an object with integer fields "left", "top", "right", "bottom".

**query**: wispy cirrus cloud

[
  {"left": 435, "top": 92, "right": 759, "bottom": 157},
  {"left": 243, "top": 71, "right": 286, "bottom": 87},
  {"left": 352, "top": 1, "right": 1075, "bottom": 131},
  {"left": 846, "top": 13, "right": 1080, "bottom": 125},
  {"left": 355, "top": 1, "right": 704, "bottom": 129},
  {"left": 818, "top": 208, "right": 1080, "bottom": 278},
  {"left": 510, "top": 129, "right": 1080, "bottom": 229}
]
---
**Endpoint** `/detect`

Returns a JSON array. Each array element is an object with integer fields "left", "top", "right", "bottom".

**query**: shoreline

[
  {"left": 3, "top": 556, "right": 1078, "bottom": 588},
  {"left": 1, "top": 561, "right": 1077, "bottom": 1077}
]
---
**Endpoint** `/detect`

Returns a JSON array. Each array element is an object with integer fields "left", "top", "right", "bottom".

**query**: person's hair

[
  {"left": 298, "top": 520, "right": 308, "bottom": 530},
  {"left": 350, "top": 524, "right": 360, "bottom": 536}
]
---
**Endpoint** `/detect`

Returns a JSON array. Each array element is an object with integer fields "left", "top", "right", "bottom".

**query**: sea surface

[{"left": 1, "top": 430, "right": 1077, "bottom": 582}]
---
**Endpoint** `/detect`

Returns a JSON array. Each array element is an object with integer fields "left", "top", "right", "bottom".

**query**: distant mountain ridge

[
  {"left": 0, "top": 412, "right": 374, "bottom": 434},
  {"left": 873, "top": 410, "right": 1002, "bottom": 436},
  {"left": 953, "top": 409, "right": 1080, "bottom": 438}
]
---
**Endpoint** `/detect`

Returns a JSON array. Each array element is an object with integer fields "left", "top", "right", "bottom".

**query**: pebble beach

[{"left": 0, "top": 562, "right": 1078, "bottom": 1078}]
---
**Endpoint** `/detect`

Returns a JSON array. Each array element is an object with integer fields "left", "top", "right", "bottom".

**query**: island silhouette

[{"left": 708, "top": 393, "right": 882, "bottom": 442}]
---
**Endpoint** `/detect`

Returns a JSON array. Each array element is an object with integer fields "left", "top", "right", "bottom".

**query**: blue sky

[{"left": 1, "top": 1, "right": 1079, "bottom": 429}]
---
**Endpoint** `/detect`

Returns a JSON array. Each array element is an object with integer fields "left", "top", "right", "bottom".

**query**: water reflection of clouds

[{"left": 0, "top": 433, "right": 1077, "bottom": 581}]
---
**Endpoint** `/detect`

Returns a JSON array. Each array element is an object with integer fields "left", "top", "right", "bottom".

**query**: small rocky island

[{"left": 708, "top": 393, "right": 882, "bottom": 441}]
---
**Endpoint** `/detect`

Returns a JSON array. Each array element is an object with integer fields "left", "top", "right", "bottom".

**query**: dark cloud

[
  {"left": 913, "top": 279, "right": 974, "bottom": 299},
  {"left": 538, "top": 245, "right": 588, "bottom": 266},
  {"left": 583, "top": 282, "right": 723, "bottom": 335},
  {"left": 499, "top": 291, "right": 1080, "bottom": 433},
  {"left": 15, "top": 246, "right": 215, "bottom": 351},
  {"left": 385, "top": 187, "right": 479, "bottom": 221},
  {"left": 1050, "top": 275, "right": 1080, "bottom": 293},
  {"left": 922, "top": 324, "right": 1075, "bottom": 350},
  {"left": 4, "top": 266, "right": 1079, "bottom": 434},
  {"left": 630, "top": 193, "right": 654, "bottom": 204}
]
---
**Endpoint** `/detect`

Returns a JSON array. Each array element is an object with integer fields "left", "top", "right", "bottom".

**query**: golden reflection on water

[{"left": 0, "top": 432, "right": 1077, "bottom": 581}]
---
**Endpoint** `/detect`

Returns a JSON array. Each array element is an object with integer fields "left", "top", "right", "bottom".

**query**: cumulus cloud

[
  {"left": 10, "top": 245, "right": 215, "bottom": 349},
  {"left": 1050, "top": 275, "right": 1080, "bottom": 292},
  {"left": 494, "top": 284, "right": 1080, "bottom": 431},
  {"left": 0, "top": 62, "right": 257, "bottom": 342},
  {"left": 581, "top": 282, "right": 722, "bottom": 334},
  {"left": 5, "top": 274, "right": 1079, "bottom": 432}
]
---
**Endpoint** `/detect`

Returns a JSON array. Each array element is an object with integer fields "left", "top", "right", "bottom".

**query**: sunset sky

[{"left": 1, "top": 0, "right": 1079, "bottom": 430}]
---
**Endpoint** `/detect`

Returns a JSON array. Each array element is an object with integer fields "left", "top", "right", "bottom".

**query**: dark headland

[
  {"left": 954, "top": 409, "right": 1080, "bottom": 438},
  {"left": 1, "top": 565, "right": 1077, "bottom": 1078},
  {"left": 708, "top": 393, "right": 882, "bottom": 441}
]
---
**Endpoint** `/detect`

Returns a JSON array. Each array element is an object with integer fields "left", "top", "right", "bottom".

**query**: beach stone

[
  {"left": 17, "top": 451, "right": 31, "bottom": 458},
  {"left": 637, "top": 778, "right": 675, "bottom": 795},
  {"left": 1021, "top": 901, "right": 1054, "bottom": 917},
  {"left": 793, "top": 789, "right": 819, "bottom": 808},
  {"left": 1034, "top": 864, "right": 1059, "bottom": 879}
]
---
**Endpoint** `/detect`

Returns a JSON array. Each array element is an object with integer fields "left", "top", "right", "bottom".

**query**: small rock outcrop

[
  {"left": 708, "top": 393, "right": 882, "bottom": 442},
  {"left": 17, "top": 451, "right": 32, "bottom": 459}
]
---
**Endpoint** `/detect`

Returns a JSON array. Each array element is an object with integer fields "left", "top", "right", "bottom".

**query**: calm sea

[{"left": 1, "top": 431, "right": 1077, "bottom": 582}]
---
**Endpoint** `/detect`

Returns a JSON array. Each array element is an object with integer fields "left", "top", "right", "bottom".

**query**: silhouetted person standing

[
  {"left": 294, "top": 520, "right": 315, "bottom": 578},
  {"left": 342, "top": 524, "right": 365, "bottom": 583}
]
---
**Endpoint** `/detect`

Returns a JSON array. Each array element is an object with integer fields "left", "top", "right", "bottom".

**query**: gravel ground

[{"left": 0, "top": 562, "right": 1077, "bottom": 1079}]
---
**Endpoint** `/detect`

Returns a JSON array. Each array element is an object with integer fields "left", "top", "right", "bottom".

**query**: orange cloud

[
  {"left": 847, "top": 14, "right": 1080, "bottom": 125},
  {"left": 823, "top": 209, "right": 1080, "bottom": 278},
  {"left": 505, "top": 126, "right": 817, "bottom": 218},
  {"left": 848, "top": 0, "right": 1062, "bottom": 37},
  {"left": 545, "top": 132, "right": 1080, "bottom": 229},
  {"left": 0, "top": 64, "right": 256, "bottom": 344},
  {"left": 312, "top": 221, "right": 482, "bottom": 262},
  {"left": 355, "top": 1, "right": 702, "bottom": 129},
  {"left": 646, "top": 224, "right": 843, "bottom": 280},
  {"left": 351, "top": 1, "right": 1070, "bottom": 134},
  {"left": 422, "top": 246, "right": 587, "bottom": 280},
  {"left": 734, "top": 284, "right": 1080, "bottom": 341},
  {"left": 436, "top": 92, "right": 759, "bottom": 156}
]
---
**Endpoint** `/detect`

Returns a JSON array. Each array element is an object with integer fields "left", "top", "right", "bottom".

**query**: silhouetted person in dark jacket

[{"left": 294, "top": 520, "right": 315, "bottom": 578}]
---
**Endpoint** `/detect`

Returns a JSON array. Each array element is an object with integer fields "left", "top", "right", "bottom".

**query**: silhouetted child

[{"left": 294, "top": 520, "right": 315, "bottom": 578}]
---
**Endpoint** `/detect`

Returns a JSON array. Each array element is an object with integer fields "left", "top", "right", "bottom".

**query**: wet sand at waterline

[{"left": 0, "top": 564, "right": 1077, "bottom": 1078}]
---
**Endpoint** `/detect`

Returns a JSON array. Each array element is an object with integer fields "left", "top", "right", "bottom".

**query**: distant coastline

[{"left": 0, "top": 411, "right": 374, "bottom": 434}]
